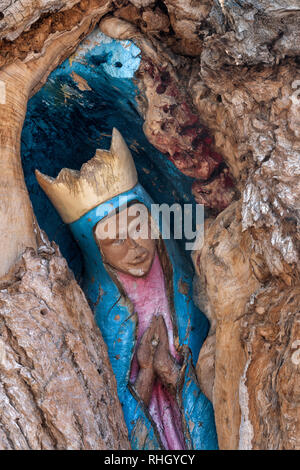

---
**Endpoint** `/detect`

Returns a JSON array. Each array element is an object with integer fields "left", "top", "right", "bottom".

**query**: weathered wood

[
  {"left": 0, "top": 0, "right": 110, "bottom": 277},
  {"left": 0, "top": 0, "right": 130, "bottom": 451},
  {"left": 0, "top": 0, "right": 81, "bottom": 40},
  {"left": 0, "top": 0, "right": 299, "bottom": 450},
  {"left": 192, "top": 64, "right": 300, "bottom": 451},
  {"left": 241, "top": 282, "right": 300, "bottom": 450},
  {"left": 194, "top": 202, "right": 260, "bottom": 449},
  {"left": 0, "top": 240, "right": 129, "bottom": 449}
]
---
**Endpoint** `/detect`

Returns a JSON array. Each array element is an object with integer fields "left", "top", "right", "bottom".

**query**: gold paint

[{"left": 36, "top": 129, "right": 138, "bottom": 224}]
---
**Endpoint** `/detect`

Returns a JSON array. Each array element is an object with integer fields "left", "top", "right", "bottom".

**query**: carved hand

[
  {"left": 153, "top": 315, "right": 180, "bottom": 395},
  {"left": 135, "top": 316, "right": 159, "bottom": 406},
  {"left": 135, "top": 315, "right": 180, "bottom": 406},
  {"left": 137, "top": 316, "right": 160, "bottom": 370}
]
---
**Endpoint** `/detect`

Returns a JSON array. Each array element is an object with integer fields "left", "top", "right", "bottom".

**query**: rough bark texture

[
  {"left": 101, "top": 1, "right": 300, "bottom": 450},
  {"left": 0, "top": 0, "right": 130, "bottom": 450},
  {"left": 0, "top": 0, "right": 299, "bottom": 450},
  {"left": 0, "top": 0, "right": 111, "bottom": 277},
  {"left": 194, "top": 202, "right": 260, "bottom": 449},
  {"left": 0, "top": 0, "right": 81, "bottom": 40},
  {"left": 241, "top": 282, "right": 300, "bottom": 449},
  {"left": 0, "top": 239, "right": 129, "bottom": 449},
  {"left": 0, "top": 0, "right": 113, "bottom": 68},
  {"left": 99, "top": 15, "right": 236, "bottom": 212},
  {"left": 188, "top": 4, "right": 300, "bottom": 449}
]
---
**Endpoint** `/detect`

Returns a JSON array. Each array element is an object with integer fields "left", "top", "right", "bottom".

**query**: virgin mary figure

[{"left": 36, "top": 129, "right": 218, "bottom": 450}]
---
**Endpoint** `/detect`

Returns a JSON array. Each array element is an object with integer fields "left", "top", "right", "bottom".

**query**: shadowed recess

[{"left": 21, "top": 30, "right": 196, "bottom": 281}]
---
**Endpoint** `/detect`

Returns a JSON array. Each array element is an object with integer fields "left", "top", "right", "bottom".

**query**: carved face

[{"left": 95, "top": 204, "right": 156, "bottom": 277}]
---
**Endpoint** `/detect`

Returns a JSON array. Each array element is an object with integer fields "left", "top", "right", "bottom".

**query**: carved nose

[
  {"left": 127, "top": 237, "right": 139, "bottom": 249},
  {"left": 128, "top": 240, "right": 147, "bottom": 259}
]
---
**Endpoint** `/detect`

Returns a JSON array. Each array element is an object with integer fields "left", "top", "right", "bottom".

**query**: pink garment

[{"left": 117, "top": 251, "right": 186, "bottom": 450}]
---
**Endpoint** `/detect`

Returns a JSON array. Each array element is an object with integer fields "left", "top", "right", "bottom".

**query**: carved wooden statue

[{"left": 36, "top": 129, "right": 218, "bottom": 450}]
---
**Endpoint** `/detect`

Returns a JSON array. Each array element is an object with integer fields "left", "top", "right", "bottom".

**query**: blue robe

[{"left": 70, "top": 183, "right": 218, "bottom": 450}]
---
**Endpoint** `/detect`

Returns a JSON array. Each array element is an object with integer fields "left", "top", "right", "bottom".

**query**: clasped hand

[{"left": 134, "top": 315, "right": 179, "bottom": 406}]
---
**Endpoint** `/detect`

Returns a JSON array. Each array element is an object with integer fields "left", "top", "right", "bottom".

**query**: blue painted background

[
  {"left": 21, "top": 30, "right": 196, "bottom": 282},
  {"left": 20, "top": 30, "right": 218, "bottom": 449}
]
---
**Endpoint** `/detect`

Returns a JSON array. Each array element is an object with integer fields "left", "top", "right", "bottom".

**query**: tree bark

[
  {"left": 0, "top": 0, "right": 130, "bottom": 450},
  {"left": 0, "top": 0, "right": 111, "bottom": 277},
  {"left": 100, "top": 10, "right": 300, "bottom": 449},
  {"left": 0, "top": 240, "right": 129, "bottom": 449},
  {"left": 0, "top": 0, "right": 299, "bottom": 450}
]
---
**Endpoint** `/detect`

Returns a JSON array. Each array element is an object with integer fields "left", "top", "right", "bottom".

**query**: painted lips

[{"left": 130, "top": 251, "right": 149, "bottom": 265}]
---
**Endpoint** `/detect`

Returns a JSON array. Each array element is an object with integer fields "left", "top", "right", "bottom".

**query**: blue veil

[{"left": 70, "top": 183, "right": 218, "bottom": 450}]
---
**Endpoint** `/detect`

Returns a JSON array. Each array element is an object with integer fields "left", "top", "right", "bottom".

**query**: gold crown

[{"left": 35, "top": 128, "right": 138, "bottom": 224}]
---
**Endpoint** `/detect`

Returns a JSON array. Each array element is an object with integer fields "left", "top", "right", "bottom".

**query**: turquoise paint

[
  {"left": 70, "top": 183, "right": 218, "bottom": 450},
  {"left": 22, "top": 31, "right": 195, "bottom": 280},
  {"left": 21, "top": 31, "right": 218, "bottom": 448}
]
